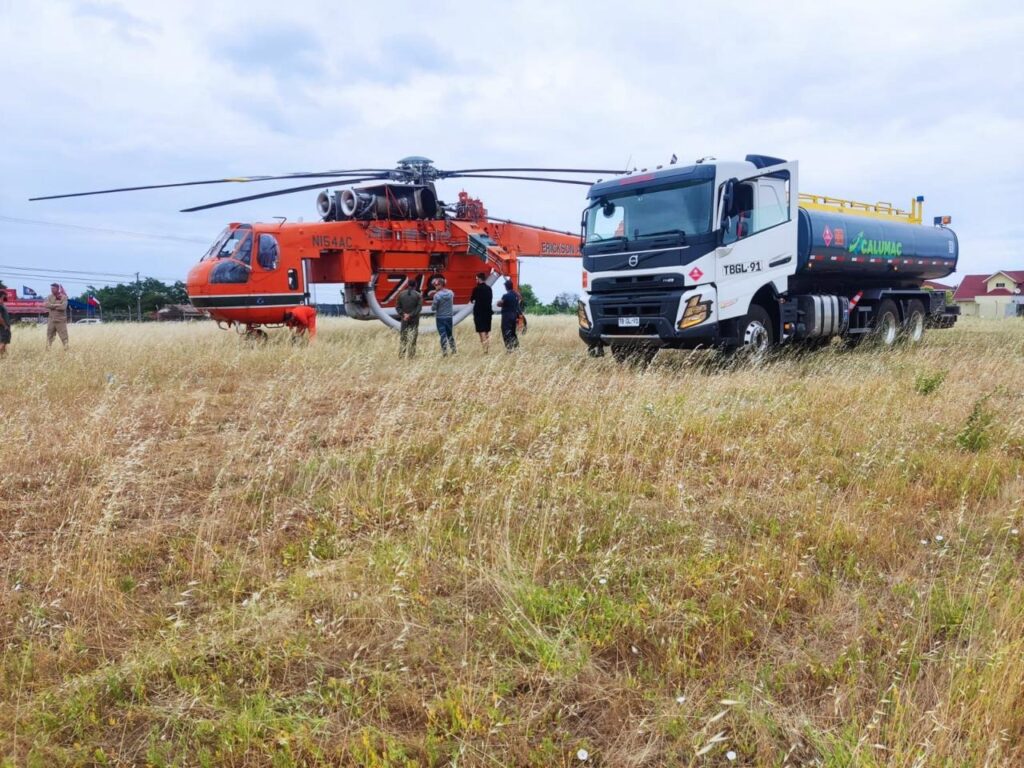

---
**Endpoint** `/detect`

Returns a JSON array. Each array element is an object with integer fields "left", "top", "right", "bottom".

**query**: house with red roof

[{"left": 953, "top": 271, "right": 1024, "bottom": 319}]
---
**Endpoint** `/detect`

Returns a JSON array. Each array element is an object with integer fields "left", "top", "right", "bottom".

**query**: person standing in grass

[
  {"left": 470, "top": 272, "right": 493, "bottom": 353},
  {"left": 498, "top": 278, "right": 520, "bottom": 352},
  {"left": 45, "top": 283, "right": 69, "bottom": 350},
  {"left": 283, "top": 305, "right": 317, "bottom": 342},
  {"left": 396, "top": 276, "right": 423, "bottom": 359},
  {"left": 0, "top": 291, "right": 11, "bottom": 358},
  {"left": 432, "top": 275, "right": 456, "bottom": 356}
]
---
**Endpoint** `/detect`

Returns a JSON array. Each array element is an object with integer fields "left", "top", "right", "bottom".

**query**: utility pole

[{"left": 135, "top": 272, "right": 142, "bottom": 322}]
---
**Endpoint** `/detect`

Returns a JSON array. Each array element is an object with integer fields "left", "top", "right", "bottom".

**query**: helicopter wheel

[{"left": 243, "top": 326, "right": 269, "bottom": 343}]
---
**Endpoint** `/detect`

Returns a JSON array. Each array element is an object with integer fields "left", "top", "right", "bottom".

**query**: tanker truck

[{"left": 576, "top": 155, "right": 959, "bottom": 360}]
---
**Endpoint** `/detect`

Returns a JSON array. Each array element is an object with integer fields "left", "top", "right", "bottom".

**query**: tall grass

[{"left": 1, "top": 316, "right": 1023, "bottom": 766}]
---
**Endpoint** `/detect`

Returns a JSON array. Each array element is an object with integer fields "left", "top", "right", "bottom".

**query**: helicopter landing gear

[{"left": 243, "top": 325, "right": 268, "bottom": 343}]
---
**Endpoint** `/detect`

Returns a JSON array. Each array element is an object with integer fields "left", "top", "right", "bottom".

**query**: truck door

[{"left": 714, "top": 161, "right": 798, "bottom": 323}]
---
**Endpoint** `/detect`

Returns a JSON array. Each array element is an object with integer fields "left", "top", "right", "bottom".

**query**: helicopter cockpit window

[
  {"left": 201, "top": 225, "right": 253, "bottom": 262},
  {"left": 201, "top": 228, "right": 230, "bottom": 261},
  {"left": 257, "top": 234, "right": 279, "bottom": 270},
  {"left": 209, "top": 230, "right": 252, "bottom": 284}
]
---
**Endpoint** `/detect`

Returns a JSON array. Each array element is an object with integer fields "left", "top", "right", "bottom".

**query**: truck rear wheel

[
  {"left": 902, "top": 300, "right": 926, "bottom": 343},
  {"left": 738, "top": 305, "right": 774, "bottom": 355},
  {"left": 870, "top": 299, "right": 900, "bottom": 347}
]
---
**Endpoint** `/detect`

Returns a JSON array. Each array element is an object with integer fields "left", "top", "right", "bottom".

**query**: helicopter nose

[{"left": 186, "top": 260, "right": 214, "bottom": 296}]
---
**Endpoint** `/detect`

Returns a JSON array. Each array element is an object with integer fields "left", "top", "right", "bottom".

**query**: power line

[
  {"left": 0, "top": 263, "right": 137, "bottom": 279},
  {"left": 2, "top": 273, "right": 124, "bottom": 286},
  {"left": 0, "top": 264, "right": 179, "bottom": 283},
  {"left": 2, "top": 276, "right": 120, "bottom": 288},
  {"left": 2, "top": 272, "right": 178, "bottom": 288},
  {"left": 0, "top": 214, "right": 210, "bottom": 245}
]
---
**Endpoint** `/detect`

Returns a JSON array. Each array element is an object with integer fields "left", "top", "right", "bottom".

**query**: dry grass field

[{"left": 1, "top": 315, "right": 1022, "bottom": 767}]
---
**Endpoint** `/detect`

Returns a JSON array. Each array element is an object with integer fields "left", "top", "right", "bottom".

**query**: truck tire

[
  {"left": 869, "top": 299, "right": 900, "bottom": 347},
  {"left": 737, "top": 305, "right": 774, "bottom": 355},
  {"left": 902, "top": 300, "right": 926, "bottom": 343}
]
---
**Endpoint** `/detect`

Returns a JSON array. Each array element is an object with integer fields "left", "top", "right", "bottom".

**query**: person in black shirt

[
  {"left": 497, "top": 279, "right": 520, "bottom": 352},
  {"left": 470, "top": 272, "right": 493, "bottom": 353}
]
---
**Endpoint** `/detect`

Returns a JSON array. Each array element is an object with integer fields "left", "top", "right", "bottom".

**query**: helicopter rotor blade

[
  {"left": 445, "top": 173, "right": 596, "bottom": 186},
  {"left": 447, "top": 167, "right": 626, "bottom": 175},
  {"left": 29, "top": 170, "right": 394, "bottom": 202},
  {"left": 179, "top": 176, "right": 390, "bottom": 213}
]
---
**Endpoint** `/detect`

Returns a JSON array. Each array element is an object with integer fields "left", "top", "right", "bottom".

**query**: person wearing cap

[
  {"left": 283, "top": 305, "right": 317, "bottom": 342},
  {"left": 0, "top": 291, "right": 11, "bottom": 358},
  {"left": 497, "top": 278, "right": 520, "bottom": 351},
  {"left": 45, "top": 283, "right": 69, "bottom": 350},
  {"left": 395, "top": 275, "right": 423, "bottom": 358},
  {"left": 431, "top": 275, "right": 456, "bottom": 356}
]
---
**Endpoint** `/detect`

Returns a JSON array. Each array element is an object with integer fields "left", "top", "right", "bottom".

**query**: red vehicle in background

[{"left": 1, "top": 288, "right": 46, "bottom": 322}]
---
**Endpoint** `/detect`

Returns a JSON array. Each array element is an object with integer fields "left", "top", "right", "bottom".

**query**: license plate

[{"left": 618, "top": 317, "right": 640, "bottom": 327}]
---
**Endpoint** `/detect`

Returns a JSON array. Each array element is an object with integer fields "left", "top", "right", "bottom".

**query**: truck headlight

[
  {"left": 578, "top": 300, "right": 591, "bottom": 330},
  {"left": 678, "top": 295, "right": 711, "bottom": 329}
]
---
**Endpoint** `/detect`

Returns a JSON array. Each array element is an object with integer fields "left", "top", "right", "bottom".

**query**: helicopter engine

[{"left": 318, "top": 183, "right": 439, "bottom": 222}]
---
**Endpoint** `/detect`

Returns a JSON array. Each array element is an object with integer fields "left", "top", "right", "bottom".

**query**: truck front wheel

[
  {"left": 738, "top": 305, "right": 774, "bottom": 355},
  {"left": 902, "top": 300, "right": 926, "bottom": 343}
]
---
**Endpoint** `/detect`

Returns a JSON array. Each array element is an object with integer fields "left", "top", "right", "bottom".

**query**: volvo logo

[{"left": 628, "top": 253, "right": 639, "bottom": 267}]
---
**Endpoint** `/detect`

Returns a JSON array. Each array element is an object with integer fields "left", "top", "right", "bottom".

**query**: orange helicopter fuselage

[{"left": 185, "top": 194, "right": 582, "bottom": 329}]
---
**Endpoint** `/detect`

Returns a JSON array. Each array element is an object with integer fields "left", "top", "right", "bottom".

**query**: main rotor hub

[{"left": 393, "top": 156, "right": 438, "bottom": 184}]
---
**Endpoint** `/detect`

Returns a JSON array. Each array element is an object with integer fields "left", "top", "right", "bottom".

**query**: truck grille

[
  {"left": 590, "top": 273, "right": 686, "bottom": 293},
  {"left": 603, "top": 303, "right": 662, "bottom": 317}
]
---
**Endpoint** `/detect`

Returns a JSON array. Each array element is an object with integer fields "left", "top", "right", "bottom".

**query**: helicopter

[{"left": 31, "top": 157, "right": 624, "bottom": 336}]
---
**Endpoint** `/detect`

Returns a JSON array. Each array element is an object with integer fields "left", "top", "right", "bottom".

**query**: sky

[{"left": 1, "top": 0, "right": 1022, "bottom": 301}]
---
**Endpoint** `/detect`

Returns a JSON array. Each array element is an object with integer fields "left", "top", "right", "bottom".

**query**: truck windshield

[{"left": 585, "top": 180, "right": 713, "bottom": 243}]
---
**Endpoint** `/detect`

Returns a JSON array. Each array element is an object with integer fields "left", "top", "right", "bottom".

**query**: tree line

[
  {"left": 518, "top": 284, "right": 580, "bottom": 315},
  {"left": 76, "top": 279, "right": 189, "bottom": 314}
]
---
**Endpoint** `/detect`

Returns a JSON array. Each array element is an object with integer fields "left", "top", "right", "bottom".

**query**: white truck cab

[{"left": 578, "top": 154, "right": 957, "bottom": 359}]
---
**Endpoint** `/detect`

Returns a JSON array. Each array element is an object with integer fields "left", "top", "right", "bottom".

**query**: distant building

[
  {"left": 156, "top": 303, "right": 207, "bottom": 322},
  {"left": 953, "top": 271, "right": 1024, "bottom": 319},
  {"left": 923, "top": 280, "right": 955, "bottom": 292}
]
